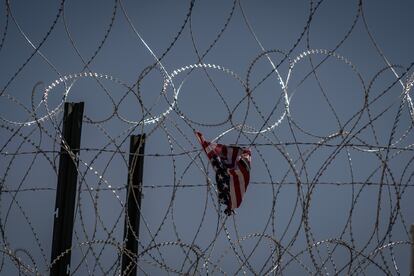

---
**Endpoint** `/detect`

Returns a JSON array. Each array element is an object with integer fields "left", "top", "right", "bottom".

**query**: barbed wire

[{"left": 1, "top": 0, "right": 414, "bottom": 275}]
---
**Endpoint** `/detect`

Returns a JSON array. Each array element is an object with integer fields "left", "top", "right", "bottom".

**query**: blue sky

[{"left": 1, "top": 0, "right": 414, "bottom": 275}]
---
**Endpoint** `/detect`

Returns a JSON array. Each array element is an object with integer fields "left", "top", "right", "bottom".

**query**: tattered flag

[{"left": 196, "top": 132, "right": 251, "bottom": 215}]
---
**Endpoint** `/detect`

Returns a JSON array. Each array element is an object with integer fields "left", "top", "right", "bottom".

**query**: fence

[{"left": 1, "top": 0, "right": 414, "bottom": 275}]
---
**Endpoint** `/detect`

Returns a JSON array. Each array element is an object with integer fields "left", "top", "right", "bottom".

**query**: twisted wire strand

[{"left": 1, "top": 0, "right": 413, "bottom": 275}]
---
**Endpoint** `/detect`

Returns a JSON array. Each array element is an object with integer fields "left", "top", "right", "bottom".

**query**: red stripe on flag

[
  {"left": 222, "top": 145, "right": 227, "bottom": 160},
  {"left": 238, "top": 160, "right": 250, "bottom": 190},
  {"left": 229, "top": 169, "right": 242, "bottom": 208},
  {"left": 202, "top": 141, "right": 209, "bottom": 149},
  {"left": 207, "top": 151, "right": 215, "bottom": 159},
  {"left": 195, "top": 132, "right": 204, "bottom": 144},
  {"left": 231, "top": 148, "right": 238, "bottom": 167},
  {"left": 215, "top": 144, "right": 222, "bottom": 156}
]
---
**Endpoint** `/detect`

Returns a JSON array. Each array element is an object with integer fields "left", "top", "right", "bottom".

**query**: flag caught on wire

[{"left": 196, "top": 132, "right": 251, "bottom": 215}]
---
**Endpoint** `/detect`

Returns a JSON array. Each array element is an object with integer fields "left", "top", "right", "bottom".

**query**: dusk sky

[{"left": 1, "top": 0, "right": 414, "bottom": 275}]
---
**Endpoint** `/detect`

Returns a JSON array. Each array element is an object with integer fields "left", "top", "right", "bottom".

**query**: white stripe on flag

[
  {"left": 205, "top": 143, "right": 215, "bottom": 156},
  {"left": 229, "top": 172, "right": 237, "bottom": 209},
  {"left": 235, "top": 169, "right": 245, "bottom": 197}
]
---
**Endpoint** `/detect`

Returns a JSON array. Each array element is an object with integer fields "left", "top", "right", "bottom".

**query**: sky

[{"left": 1, "top": 0, "right": 414, "bottom": 275}]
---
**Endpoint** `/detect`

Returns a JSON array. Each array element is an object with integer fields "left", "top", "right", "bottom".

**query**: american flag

[{"left": 196, "top": 132, "right": 251, "bottom": 215}]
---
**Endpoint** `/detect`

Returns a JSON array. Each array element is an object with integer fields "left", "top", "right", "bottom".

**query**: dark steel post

[
  {"left": 50, "top": 102, "right": 84, "bottom": 276},
  {"left": 411, "top": 224, "right": 414, "bottom": 276},
  {"left": 121, "top": 134, "right": 145, "bottom": 275}
]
